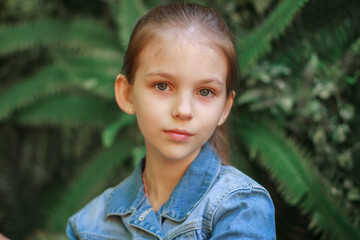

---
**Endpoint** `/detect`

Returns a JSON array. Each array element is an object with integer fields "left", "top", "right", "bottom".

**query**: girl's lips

[{"left": 164, "top": 129, "right": 194, "bottom": 141}]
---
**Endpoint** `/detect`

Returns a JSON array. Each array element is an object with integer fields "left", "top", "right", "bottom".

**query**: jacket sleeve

[
  {"left": 66, "top": 218, "right": 78, "bottom": 240},
  {"left": 210, "top": 187, "right": 276, "bottom": 239}
]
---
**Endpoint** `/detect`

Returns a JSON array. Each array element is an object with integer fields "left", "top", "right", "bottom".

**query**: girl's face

[{"left": 128, "top": 36, "right": 233, "bottom": 163}]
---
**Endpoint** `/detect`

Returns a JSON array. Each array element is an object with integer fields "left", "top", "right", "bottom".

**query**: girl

[{"left": 67, "top": 3, "right": 276, "bottom": 239}]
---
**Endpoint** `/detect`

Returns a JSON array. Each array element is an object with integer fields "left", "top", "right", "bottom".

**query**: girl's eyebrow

[
  {"left": 146, "top": 72, "right": 224, "bottom": 87},
  {"left": 198, "top": 79, "right": 225, "bottom": 87},
  {"left": 146, "top": 72, "right": 175, "bottom": 79}
]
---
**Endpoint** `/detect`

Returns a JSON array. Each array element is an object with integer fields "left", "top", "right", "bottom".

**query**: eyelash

[
  {"left": 153, "top": 82, "right": 215, "bottom": 97},
  {"left": 154, "top": 82, "right": 171, "bottom": 91},
  {"left": 198, "top": 89, "right": 214, "bottom": 97}
]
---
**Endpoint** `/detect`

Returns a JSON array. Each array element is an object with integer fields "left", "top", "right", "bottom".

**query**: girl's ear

[
  {"left": 217, "top": 90, "right": 235, "bottom": 126},
  {"left": 115, "top": 74, "right": 135, "bottom": 115}
]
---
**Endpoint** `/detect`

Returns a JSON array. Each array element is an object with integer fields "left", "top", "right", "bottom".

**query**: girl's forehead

[
  {"left": 157, "top": 27, "right": 217, "bottom": 48},
  {"left": 140, "top": 39, "right": 225, "bottom": 70},
  {"left": 134, "top": 34, "right": 228, "bottom": 83},
  {"left": 141, "top": 31, "right": 225, "bottom": 61}
]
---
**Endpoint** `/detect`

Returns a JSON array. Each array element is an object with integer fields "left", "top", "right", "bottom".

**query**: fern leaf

[
  {"left": 50, "top": 51, "right": 121, "bottom": 99},
  {"left": 27, "top": 231, "right": 68, "bottom": 240},
  {"left": 273, "top": 13, "right": 360, "bottom": 69},
  {"left": 46, "top": 138, "right": 134, "bottom": 231},
  {"left": 238, "top": 0, "right": 309, "bottom": 73},
  {"left": 232, "top": 115, "right": 360, "bottom": 239},
  {"left": 269, "top": 1, "right": 360, "bottom": 69},
  {"left": 0, "top": 64, "right": 73, "bottom": 121},
  {"left": 53, "top": 50, "right": 123, "bottom": 74},
  {"left": 0, "top": 50, "right": 123, "bottom": 121},
  {"left": 0, "top": 18, "right": 119, "bottom": 56},
  {"left": 14, "top": 95, "right": 119, "bottom": 127},
  {"left": 144, "top": 0, "right": 164, "bottom": 9},
  {"left": 115, "top": 0, "right": 148, "bottom": 47},
  {"left": 102, "top": 114, "right": 136, "bottom": 147},
  {"left": 230, "top": 144, "right": 257, "bottom": 178},
  {"left": 0, "top": 62, "right": 113, "bottom": 121}
]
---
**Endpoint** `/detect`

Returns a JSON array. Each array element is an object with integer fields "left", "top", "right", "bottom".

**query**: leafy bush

[{"left": 0, "top": 0, "right": 359, "bottom": 239}]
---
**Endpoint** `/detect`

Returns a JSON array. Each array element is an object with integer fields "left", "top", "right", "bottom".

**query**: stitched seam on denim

[
  {"left": 184, "top": 154, "right": 221, "bottom": 219},
  {"left": 218, "top": 170, "right": 271, "bottom": 194},
  {"left": 105, "top": 185, "right": 145, "bottom": 217},
  {"left": 105, "top": 169, "right": 144, "bottom": 215},
  {"left": 206, "top": 171, "right": 255, "bottom": 225},
  {"left": 195, "top": 168, "right": 255, "bottom": 223},
  {"left": 162, "top": 151, "right": 221, "bottom": 222},
  {"left": 106, "top": 176, "right": 130, "bottom": 210},
  {"left": 71, "top": 216, "right": 80, "bottom": 239},
  {"left": 165, "top": 221, "right": 211, "bottom": 240},
  {"left": 210, "top": 187, "right": 258, "bottom": 231},
  {"left": 219, "top": 170, "right": 254, "bottom": 187},
  {"left": 79, "top": 231, "right": 124, "bottom": 240},
  {"left": 161, "top": 159, "right": 221, "bottom": 223},
  {"left": 127, "top": 222, "right": 162, "bottom": 240},
  {"left": 168, "top": 227, "right": 209, "bottom": 240},
  {"left": 132, "top": 193, "right": 146, "bottom": 211},
  {"left": 210, "top": 185, "right": 272, "bottom": 232}
]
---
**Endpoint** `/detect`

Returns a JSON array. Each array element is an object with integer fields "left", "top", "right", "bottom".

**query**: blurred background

[{"left": 0, "top": 0, "right": 359, "bottom": 239}]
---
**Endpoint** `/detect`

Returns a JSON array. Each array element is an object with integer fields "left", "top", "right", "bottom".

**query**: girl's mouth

[{"left": 164, "top": 129, "right": 194, "bottom": 142}]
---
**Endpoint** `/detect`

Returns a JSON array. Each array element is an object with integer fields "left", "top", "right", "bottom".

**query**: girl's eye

[
  {"left": 199, "top": 89, "right": 213, "bottom": 96},
  {"left": 155, "top": 83, "right": 169, "bottom": 91}
]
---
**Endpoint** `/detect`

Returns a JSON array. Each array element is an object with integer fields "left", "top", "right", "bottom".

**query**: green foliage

[
  {"left": 0, "top": 64, "right": 72, "bottom": 120},
  {"left": 102, "top": 114, "right": 136, "bottom": 147},
  {"left": 233, "top": 115, "right": 360, "bottom": 239},
  {"left": 238, "top": 0, "right": 309, "bottom": 73},
  {"left": 0, "top": 18, "right": 119, "bottom": 55},
  {"left": 238, "top": 29, "right": 360, "bottom": 226},
  {"left": 15, "top": 95, "right": 118, "bottom": 127},
  {"left": 108, "top": 0, "right": 148, "bottom": 47},
  {"left": 28, "top": 231, "right": 68, "bottom": 240},
  {"left": 271, "top": 1, "right": 360, "bottom": 70},
  {"left": 0, "top": 51, "right": 121, "bottom": 121},
  {"left": 46, "top": 138, "right": 134, "bottom": 231},
  {"left": 0, "top": 0, "right": 359, "bottom": 239},
  {"left": 49, "top": 50, "right": 121, "bottom": 99}
]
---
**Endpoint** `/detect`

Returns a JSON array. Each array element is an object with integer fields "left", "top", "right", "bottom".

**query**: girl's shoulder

[
  {"left": 201, "top": 164, "right": 273, "bottom": 214},
  {"left": 67, "top": 188, "right": 114, "bottom": 236},
  {"left": 216, "top": 165, "right": 268, "bottom": 193},
  {"left": 185, "top": 164, "right": 276, "bottom": 239}
]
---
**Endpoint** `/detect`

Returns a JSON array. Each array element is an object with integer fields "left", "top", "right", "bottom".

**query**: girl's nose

[{"left": 171, "top": 93, "right": 193, "bottom": 120}]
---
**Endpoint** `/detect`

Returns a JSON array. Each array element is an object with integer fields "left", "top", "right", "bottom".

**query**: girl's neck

[{"left": 143, "top": 148, "right": 200, "bottom": 212}]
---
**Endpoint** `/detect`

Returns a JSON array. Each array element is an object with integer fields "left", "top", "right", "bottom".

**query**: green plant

[
  {"left": 237, "top": 0, "right": 360, "bottom": 228},
  {"left": 0, "top": 0, "right": 359, "bottom": 239},
  {"left": 232, "top": 115, "right": 360, "bottom": 239}
]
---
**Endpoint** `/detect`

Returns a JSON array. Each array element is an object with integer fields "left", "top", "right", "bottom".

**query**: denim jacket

[{"left": 67, "top": 143, "right": 276, "bottom": 239}]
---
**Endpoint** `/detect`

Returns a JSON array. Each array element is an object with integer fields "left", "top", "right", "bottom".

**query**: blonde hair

[{"left": 122, "top": 3, "right": 238, "bottom": 164}]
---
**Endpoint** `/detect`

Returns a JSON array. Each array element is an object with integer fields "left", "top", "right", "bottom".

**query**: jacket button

[{"left": 138, "top": 208, "right": 152, "bottom": 221}]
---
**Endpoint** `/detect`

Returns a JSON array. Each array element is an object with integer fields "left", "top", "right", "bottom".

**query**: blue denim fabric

[{"left": 67, "top": 143, "right": 276, "bottom": 239}]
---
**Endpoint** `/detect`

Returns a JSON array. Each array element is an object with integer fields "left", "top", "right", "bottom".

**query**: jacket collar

[{"left": 105, "top": 142, "right": 221, "bottom": 221}]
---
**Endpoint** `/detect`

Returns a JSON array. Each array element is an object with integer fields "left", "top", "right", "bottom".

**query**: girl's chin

[{"left": 159, "top": 147, "right": 201, "bottom": 162}]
